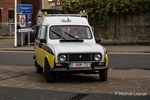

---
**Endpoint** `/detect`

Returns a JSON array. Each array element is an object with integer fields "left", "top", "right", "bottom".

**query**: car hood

[{"left": 49, "top": 42, "right": 104, "bottom": 54}]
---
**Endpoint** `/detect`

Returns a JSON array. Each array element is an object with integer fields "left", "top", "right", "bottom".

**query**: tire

[
  {"left": 99, "top": 70, "right": 108, "bottom": 82},
  {"left": 35, "top": 61, "right": 43, "bottom": 73},
  {"left": 44, "top": 59, "right": 56, "bottom": 82}
]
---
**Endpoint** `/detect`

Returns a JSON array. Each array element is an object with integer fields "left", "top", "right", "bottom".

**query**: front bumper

[{"left": 50, "top": 66, "right": 109, "bottom": 72}]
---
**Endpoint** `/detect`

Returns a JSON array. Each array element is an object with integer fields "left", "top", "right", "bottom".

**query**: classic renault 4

[{"left": 33, "top": 14, "right": 109, "bottom": 82}]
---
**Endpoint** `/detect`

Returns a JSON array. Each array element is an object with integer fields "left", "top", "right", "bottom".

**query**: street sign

[
  {"left": 55, "top": 0, "right": 61, "bottom": 6},
  {"left": 18, "top": 28, "right": 32, "bottom": 33},
  {"left": 18, "top": 4, "right": 33, "bottom": 14},
  {"left": 27, "top": 14, "right": 32, "bottom": 27},
  {"left": 19, "top": 15, "right": 26, "bottom": 27},
  {"left": 27, "top": 14, "right": 32, "bottom": 23}
]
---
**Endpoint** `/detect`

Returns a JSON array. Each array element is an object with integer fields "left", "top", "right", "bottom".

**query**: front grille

[
  {"left": 68, "top": 54, "right": 91, "bottom": 61},
  {"left": 58, "top": 53, "right": 102, "bottom": 62}
]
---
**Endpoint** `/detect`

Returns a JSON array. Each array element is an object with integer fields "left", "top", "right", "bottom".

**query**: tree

[{"left": 61, "top": 0, "right": 150, "bottom": 25}]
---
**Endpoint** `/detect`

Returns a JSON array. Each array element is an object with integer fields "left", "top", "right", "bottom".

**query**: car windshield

[{"left": 49, "top": 26, "right": 92, "bottom": 40}]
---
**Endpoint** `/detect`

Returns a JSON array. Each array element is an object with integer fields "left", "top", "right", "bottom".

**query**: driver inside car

[{"left": 71, "top": 28, "right": 80, "bottom": 38}]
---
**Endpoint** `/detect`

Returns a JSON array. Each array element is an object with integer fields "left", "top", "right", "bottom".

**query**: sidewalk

[
  {"left": 0, "top": 39, "right": 150, "bottom": 53},
  {"left": 0, "top": 65, "right": 150, "bottom": 95},
  {"left": 0, "top": 39, "right": 34, "bottom": 51},
  {"left": 105, "top": 45, "right": 150, "bottom": 53}
]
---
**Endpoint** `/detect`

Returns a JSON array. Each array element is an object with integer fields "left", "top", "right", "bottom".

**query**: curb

[
  {"left": 0, "top": 36, "right": 14, "bottom": 39},
  {"left": 0, "top": 49, "right": 34, "bottom": 52},
  {"left": 107, "top": 50, "right": 150, "bottom": 54},
  {"left": 0, "top": 47, "right": 34, "bottom": 52},
  {"left": 0, "top": 45, "right": 150, "bottom": 53},
  {"left": 0, "top": 48, "right": 150, "bottom": 53}
]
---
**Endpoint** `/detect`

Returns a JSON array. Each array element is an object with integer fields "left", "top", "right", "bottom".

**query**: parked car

[
  {"left": 33, "top": 14, "right": 109, "bottom": 83},
  {"left": 25, "top": 25, "right": 37, "bottom": 44}
]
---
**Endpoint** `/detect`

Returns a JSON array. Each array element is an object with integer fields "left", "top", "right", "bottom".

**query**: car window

[
  {"left": 35, "top": 26, "right": 47, "bottom": 41},
  {"left": 49, "top": 25, "right": 92, "bottom": 40},
  {"left": 40, "top": 26, "right": 47, "bottom": 39},
  {"left": 44, "top": 26, "right": 47, "bottom": 39},
  {"left": 50, "top": 27, "right": 62, "bottom": 39},
  {"left": 36, "top": 27, "right": 41, "bottom": 40}
]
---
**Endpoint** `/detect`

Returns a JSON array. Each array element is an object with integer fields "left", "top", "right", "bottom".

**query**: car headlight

[
  {"left": 94, "top": 54, "right": 101, "bottom": 61},
  {"left": 59, "top": 54, "right": 66, "bottom": 61}
]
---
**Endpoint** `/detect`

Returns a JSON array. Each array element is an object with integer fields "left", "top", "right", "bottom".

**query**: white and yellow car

[{"left": 33, "top": 15, "right": 109, "bottom": 82}]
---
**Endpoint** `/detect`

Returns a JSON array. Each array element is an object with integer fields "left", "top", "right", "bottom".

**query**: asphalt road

[
  {"left": 0, "top": 51, "right": 150, "bottom": 100},
  {"left": 0, "top": 51, "right": 149, "bottom": 69},
  {"left": 0, "top": 87, "right": 149, "bottom": 100},
  {"left": 110, "top": 54, "right": 150, "bottom": 69},
  {"left": 0, "top": 51, "right": 33, "bottom": 66}
]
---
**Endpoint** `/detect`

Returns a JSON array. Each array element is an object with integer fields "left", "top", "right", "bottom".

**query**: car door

[{"left": 35, "top": 26, "right": 47, "bottom": 68}]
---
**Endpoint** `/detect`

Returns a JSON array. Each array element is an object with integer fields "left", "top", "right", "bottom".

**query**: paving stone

[{"left": 0, "top": 65, "right": 149, "bottom": 95}]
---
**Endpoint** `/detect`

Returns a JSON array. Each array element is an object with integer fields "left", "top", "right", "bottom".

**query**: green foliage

[{"left": 61, "top": 0, "right": 150, "bottom": 25}]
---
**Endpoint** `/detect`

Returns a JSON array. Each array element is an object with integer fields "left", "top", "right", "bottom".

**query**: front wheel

[
  {"left": 35, "top": 61, "right": 43, "bottom": 73},
  {"left": 99, "top": 70, "right": 108, "bottom": 82},
  {"left": 44, "top": 59, "right": 56, "bottom": 82}
]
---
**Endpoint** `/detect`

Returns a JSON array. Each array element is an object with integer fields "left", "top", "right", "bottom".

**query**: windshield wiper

[
  {"left": 63, "top": 31, "right": 78, "bottom": 40},
  {"left": 51, "top": 30, "right": 66, "bottom": 40}
]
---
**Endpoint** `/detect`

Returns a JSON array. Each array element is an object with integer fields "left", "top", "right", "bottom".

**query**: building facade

[
  {"left": 0, "top": 0, "right": 42, "bottom": 25},
  {"left": 0, "top": 0, "right": 58, "bottom": 25},
  {"left": 0, "top": 0, "right": 16, "bottom": 23}
]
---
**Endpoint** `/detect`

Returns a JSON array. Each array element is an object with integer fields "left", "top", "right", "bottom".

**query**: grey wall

[{"left": 93, "top": 13, "right": 150, "bottom": 45}]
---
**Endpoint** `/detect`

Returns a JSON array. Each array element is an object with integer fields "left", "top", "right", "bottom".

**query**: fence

[
  {"left": 0, "top": 23, "right": 16, "bottom": 37},
  {"left": 0, "top": 23, "right": 20, "bottom": 48}
]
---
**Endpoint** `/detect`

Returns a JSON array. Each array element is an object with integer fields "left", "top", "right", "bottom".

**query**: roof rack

[
  {"left": 45, "top": 14, "right": 81, "bottom": 17},
  {"left": 39, "top": 14, "right": 88, "bottom": 20},
  {"left": 37, "top": 9, "right": 88, "bottom": 19}
]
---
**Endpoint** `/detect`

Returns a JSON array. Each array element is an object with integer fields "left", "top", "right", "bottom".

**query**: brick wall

[
  {"left": 0, "top": 0, "right": 40, "bottom": 25},
  {"left": 0, "top": 0, "right": 14, "bottom": 22}
]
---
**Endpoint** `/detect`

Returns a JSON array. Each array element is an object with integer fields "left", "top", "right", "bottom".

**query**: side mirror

[
  {"left": 95, "top": 38, "right": 101, "bottom": 43},
  {"left": 40, "top": 39, "right": 46, "bottom": 44},
  {"left": 39, "top": 39, "right": 46, "bottom": 48}
]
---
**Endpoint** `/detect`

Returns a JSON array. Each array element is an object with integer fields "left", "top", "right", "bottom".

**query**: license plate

[{"left": 70, "top": 63, "right": 91, "bottom": 67}]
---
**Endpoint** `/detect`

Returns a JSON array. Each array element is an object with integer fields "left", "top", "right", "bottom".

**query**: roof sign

[{"left": 61, "top": 17, "right": 71, "bottom": 22}]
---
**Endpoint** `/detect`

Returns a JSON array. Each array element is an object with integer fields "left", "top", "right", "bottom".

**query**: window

[
  {"left": 8, "top": 10, "right": 14, "bottom": 22},
  {"left": 36, "top": 27, "right": 41, "bottom": 40},
  {"left": 36, "top": 26, "right": 47, "bottom": 41},
  {"left": 41, "top": 26, "right": 47, "bottom": 39},
  {"left": 50, "top": 25, "right": 92, "bottom": 40}
]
